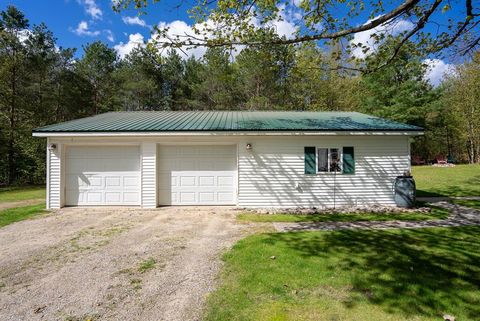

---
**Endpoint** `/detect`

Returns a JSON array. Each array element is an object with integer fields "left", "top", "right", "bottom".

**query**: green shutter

[
  {"left": 343, "top": 147, "right": 355, "bottom": 174},
  {"left": 304, "top": 147, "right": 316, "bottom": 174}
]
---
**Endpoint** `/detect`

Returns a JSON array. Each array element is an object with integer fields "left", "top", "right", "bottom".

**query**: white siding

[
  {"left": 237, "top": 136, "right": 410, "bottom": 208},
  {"left": 47, "top": 143, "right": 62, "bottom": 209},
  {"left": 141, "top": 142, "right": 157, "bottom": 208},
  {"left": 49, "top": 135, "right": 411, "bottom": 208}
]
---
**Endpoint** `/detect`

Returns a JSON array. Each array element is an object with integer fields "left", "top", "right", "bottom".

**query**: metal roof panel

[{"left": 33, "top": 111, "right": 423, "bottom": 133}]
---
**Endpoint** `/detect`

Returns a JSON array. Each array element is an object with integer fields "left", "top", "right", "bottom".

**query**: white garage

[
  {"left": 65, "top": 146, "right": 141, "bottom": 206},
  {"left": 34, "top": 111, "right": 423, "bottom": 209},
  {"left": 157, "top": 145, "right": 237, "bottom": 205}
]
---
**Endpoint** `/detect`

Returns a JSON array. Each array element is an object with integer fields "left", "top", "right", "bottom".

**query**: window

[
  {"left": 305, "top": 146, "right": 355, "bottom": 175},
  {"left": 317, "top": 148, "right": 341, "bottom": 173}
]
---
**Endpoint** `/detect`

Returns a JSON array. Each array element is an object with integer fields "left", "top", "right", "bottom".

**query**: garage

[
  {"left": 158, "top": 145, "right": 237, "bottom": 205},
  {"left": 65, "top": 146, "right": 141, "bottom": 206}
]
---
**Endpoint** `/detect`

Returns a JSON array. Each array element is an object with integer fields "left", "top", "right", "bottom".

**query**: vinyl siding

[
  {"left": 141, "top": 142, "right": 157, "bottom": 208},
  {"left": 237, "top": 136, "right": 410, "bottom": 208},
  {"left": 49, "top": 135, "right": 411, "bottom": 208},
  {"left": 48, "top": 144, "right": 62, "bottom": 209}
]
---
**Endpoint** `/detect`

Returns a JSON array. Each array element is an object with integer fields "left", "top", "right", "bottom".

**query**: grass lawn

[
  {"left": 205, "top": 227, "right": 480, "bottom": 321},
  {"left": 451, "top": 199, "right": 480, "bottom": 210},
  {"left": 0, "top": 204, "right": 48, "bottom": 228},
  {"left": 237, "top": 206, "right": 449, "bottom": 223},
  {"left": 412, "top": 164, "right": 480, "bottom": 197},
  {"left": 0, "top": 185, "right": 45, "bottom": 203}
]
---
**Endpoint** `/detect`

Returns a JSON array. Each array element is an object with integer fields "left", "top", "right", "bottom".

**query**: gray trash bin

[{"left": 394, "top": 176, "right": 416, "bottom": 208}]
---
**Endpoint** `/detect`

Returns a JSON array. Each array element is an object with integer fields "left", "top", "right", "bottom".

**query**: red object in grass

[
  {"left": 412, "top": 155, "right": 426, "bottom": 165},
  {"left": 435, "top": 155, "right": 448, "bottom": 165}
]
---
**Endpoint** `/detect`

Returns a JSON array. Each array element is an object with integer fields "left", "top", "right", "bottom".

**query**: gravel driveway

[{"left": 0, "top": 206, "right": 246, "bottom": 321}]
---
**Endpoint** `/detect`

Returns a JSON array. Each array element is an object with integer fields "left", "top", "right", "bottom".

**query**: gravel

[
  {"left": 0, "top": 206, "right": 246, "bottom": 321},
  {"left": 241, "top": 204, "right": 432, "bottom": 215}
]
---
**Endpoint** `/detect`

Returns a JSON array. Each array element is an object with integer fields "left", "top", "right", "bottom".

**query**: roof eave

[{"left": 32, "top": 130, "right": 424, "bottom": 137}]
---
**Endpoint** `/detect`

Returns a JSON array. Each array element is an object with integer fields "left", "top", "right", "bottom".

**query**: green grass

[
  {"left": 0, "top": 203, "right": 48, "bottom": 228},
  {"left": 451, "top": 199, "right": 480, "bottom": 210},
  {"left": 238, "top": 206, "right": 449, "bottom": 223},
  {"left": 204, "top": 227, "right": 480, "bottom": 321},
  {"left": 138, "top": 257, "right": 156, "bottom": 273},
  {"left": 412, "top": 164, "right": 480, "bottom": 197},
  {"left": 0, "top": 185, "right": 45, "bottom": 203}
]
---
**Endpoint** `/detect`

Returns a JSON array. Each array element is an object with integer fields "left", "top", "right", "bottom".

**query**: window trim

[{"left": 316, "top": 146, "right": 343, "bottom": 174}]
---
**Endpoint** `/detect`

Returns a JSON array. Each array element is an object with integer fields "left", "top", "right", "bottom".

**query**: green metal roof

[{"left": 33, "top": 111, "right": 423, "bottom": 133}]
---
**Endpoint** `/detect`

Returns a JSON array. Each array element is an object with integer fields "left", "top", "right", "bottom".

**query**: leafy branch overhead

[{"left": 112, "top": 0, "right": 480, "bottom": 68}]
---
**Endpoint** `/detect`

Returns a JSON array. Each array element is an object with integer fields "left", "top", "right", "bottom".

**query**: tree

[
  {"left": 290, "top": 43, "right": 362, "bottom": 111},
  {"left": 359, "top": 40, "right": 436, "bottom": 126},
  {"left": 113, "top": 0, "right": 480, "bottom": 69},
  {"left": 235, "top": 43, "right": 295, "bottom": 109},
  {"left": 445, "top": 52, "right": 480, "bottom": 163},
  {"left": 0, "top": 5, "right": 29, "bottom": 184},
  {"left": 76, "top": 41, "right": 118, "bottom": 114},
  {"left": 194, "top": 47, "right": 238, "bottom": 109},
  {"left": 115, "top": 46, "right": 164, "bottom": 111}
]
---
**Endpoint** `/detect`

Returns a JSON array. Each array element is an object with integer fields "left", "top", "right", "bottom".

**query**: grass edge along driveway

[
  {"left": 204, "top": 226, "right": 480, "bottom": 321},
  {"left": 0, "top": 203, "right": 48, "bottom": 228},
  {"left": 237, "top": 206, "right": 450, "bottom": 223}
]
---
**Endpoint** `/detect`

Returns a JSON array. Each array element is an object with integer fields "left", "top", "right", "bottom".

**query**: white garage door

[
  {"left": 65, "top": 146, "right": 141, "bottom": 206},
  {"left": 158, "top": 145, "right": 237, "bottom": 205}
]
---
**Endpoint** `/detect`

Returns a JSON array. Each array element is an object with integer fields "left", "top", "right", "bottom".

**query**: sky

[{"left": 3, "top": 0, "right": 461, "bottom": 86}]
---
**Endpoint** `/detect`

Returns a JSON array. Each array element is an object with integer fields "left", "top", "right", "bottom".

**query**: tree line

[{"left": 1, "top": 5, "right": 479, "bottom": 186}]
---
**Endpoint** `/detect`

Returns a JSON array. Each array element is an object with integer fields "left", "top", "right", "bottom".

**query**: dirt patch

[
  {"left": 0, "top": 206, "right": 249, "bottom": 321},
  {"left": 0, "top": 199, "right": 44, "bottom": 211}
]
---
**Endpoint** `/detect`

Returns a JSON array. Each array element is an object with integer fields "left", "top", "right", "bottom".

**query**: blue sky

[
  {"left": 4, "top": 0, "right": 462, "bottom": 85},
  {"left": 5, "top": 0, "right": 187, "bottom": 54}
]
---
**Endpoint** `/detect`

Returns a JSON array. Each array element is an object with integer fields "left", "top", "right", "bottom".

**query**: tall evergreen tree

[
  {"left": 0, "top": 5, "right": 29, "bottom": 184},
  {"left": 76, "top": 41, "right": 118, "bottom": 114}
]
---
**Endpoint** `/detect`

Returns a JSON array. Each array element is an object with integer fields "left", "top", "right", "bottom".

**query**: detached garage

[{"left": 32, "top": 111, "right": 423, "bottom": 209}]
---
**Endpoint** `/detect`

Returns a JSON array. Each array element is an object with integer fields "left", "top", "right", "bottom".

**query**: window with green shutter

[
  {"left": 342, "top": 146, "right": 355, "bottom": 174},
  {"left": 304, "top": 147, "right": 316, "bottom": 174}
]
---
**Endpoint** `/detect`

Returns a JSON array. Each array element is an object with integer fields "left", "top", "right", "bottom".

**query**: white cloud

[
  {"left": 292, "top": 0, "right": 303, "bottom": 7},
  {"left": 78, "top": 0, "right": 102, "bottom": 20},
  {"left": 149, "top": 6, "right": 297, "bottom": 59},
  {"left": 423, "top": 58, "right": 454, "bottom": 87},
  {"left": 74, "top": 21, "right": 100, "bottom": 36},
  {"left": 350, "top": 18, "right": 414, "bottom": 59},
  {"left": 150, "top": 20, "right": 210, "bottom": 58},
  {"left": 105, "top": 29, "right": 114, "bottom": 42},
  {"left": 17, "top": 29, "right": 32, "bottom": 43},
  {"left": 114, "top": 33, "right": 145, "bottom": 58},
  {"left": 122, "top": 16, "right": 149, "bottom": 28},
  {"left": 270, "top": 5, "right": 298, "bottom": 38}
]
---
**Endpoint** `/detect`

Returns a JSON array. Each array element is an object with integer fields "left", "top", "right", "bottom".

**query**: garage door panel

[
  {"left": 105, "top": 192, "right": 121, "bottom": 203},
  {"left": 217, "top": 176, "right": 233, "bottom": 186},
  {"left": 218, "top": 192, "right": 234, "bottom": 202},
  {"left": 180, "top": 192, "right": 196, "bottom": 203},
  {"left": 87, "top": 192, "right": 103, "bottom": 203},
  {"left": 158, "top": 145, "right": 237, "bottom": 205},
  {"left": 105, "top": 176, "right": 121, "bottom": 187},
  {"left": 124, "top": 176, "right": 140, "bottom": 187},
  {"left": 179, "top": 176, "right": 196, "bottom": 186},
  {"left": 199, "top": 176, "right": 214, "bottom": 186},
  {"left": 123, "top": 192, "right": 140, "bottom": 203},
  {"left": 66, "top": 146, "right": 140, "bottom": 206},
  {"left": 199, "top": 192, "right": 214, "bottom": 202}
]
